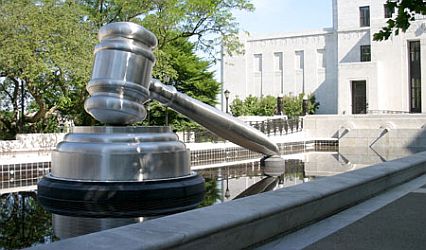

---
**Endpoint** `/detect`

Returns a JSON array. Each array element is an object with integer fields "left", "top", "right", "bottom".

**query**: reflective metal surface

[
  {"left": 150, "top": 80, "right": 280, "bottom": 156},
  {"left": 51, "top": 126, "right": 190, "bottom": 181},
  {"left": 84, "top": 22, "right": 279, "bottom": 156},
  {"left": 84, "top": 22, "right": 157, "bottom": 125}
]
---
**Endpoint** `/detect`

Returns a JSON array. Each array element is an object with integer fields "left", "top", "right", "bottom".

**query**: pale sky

[{"left": 234, "top": 0, "right": 333, "bottom": 35}]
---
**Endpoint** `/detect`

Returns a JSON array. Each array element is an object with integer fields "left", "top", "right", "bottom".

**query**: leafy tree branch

[{"left": 374, "top": 0, "right": 426, "bottom": 41}]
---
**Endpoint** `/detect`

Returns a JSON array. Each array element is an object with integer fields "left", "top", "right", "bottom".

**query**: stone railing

[
  {"left": 178, "top": 117, "right": 303, "bottom": 143},
  {"left": 1, "top": 117, "right": 304, "bottom": 152},
  {"left": 367, "top": 110, "right": 409, "bottom": 114},
  {"left": 0, "top": 133, "right": 66, "bottom": 153}
]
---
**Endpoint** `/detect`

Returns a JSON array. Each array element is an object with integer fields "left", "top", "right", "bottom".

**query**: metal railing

[
  {"left": 246, "top": 117, "right": 303, "bottom": 136},
  {"left": 367, "top": 110, "right": 410, "bottom": 115},
  {"left": 180, "top": 129, "right": 225, "bottom": 143},
  {"left": 179, "top": 117, "right": 303, "bottom": 143}
]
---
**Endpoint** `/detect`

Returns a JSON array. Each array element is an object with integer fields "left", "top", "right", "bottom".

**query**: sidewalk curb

[{"left": 30, "top": 151, "right": 426, "bottom": 250}]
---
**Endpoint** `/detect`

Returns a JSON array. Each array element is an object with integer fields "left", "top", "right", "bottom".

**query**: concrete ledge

[{"left": 31, "top": 151, "right": 426, "bottom": 250}]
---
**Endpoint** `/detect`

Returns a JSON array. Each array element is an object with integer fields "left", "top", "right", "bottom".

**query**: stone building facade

[{"left": 222, "top": 0, "right": 426, "bottom": 115}]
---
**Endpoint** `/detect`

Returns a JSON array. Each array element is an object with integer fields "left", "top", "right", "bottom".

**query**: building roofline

[{"left": 246, "top": 27, "right": 335, "bottom": 42}]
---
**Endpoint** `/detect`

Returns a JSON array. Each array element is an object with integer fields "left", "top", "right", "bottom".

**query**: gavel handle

[{"left": 149, "top": 79, "right": 280, "bottom": 156}]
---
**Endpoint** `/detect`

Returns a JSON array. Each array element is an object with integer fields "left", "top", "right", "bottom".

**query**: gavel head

[{"left": 84, "top": 22, "right": 158, "bottom": 125}]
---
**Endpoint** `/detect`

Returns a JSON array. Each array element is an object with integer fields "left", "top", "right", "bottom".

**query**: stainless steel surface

[
  {"left": 47, "top": 171, "right": 199, "bottom": 183},
  {"left": 84, "top": 22, "right": 157, "bottom": 125},
  {"left": 149, "top": 80, "right": 280, "bottom": 156},
  {"left": 84, "top": 21, "right": 279, "bottom": 156},
  {"left": 51, "top": 126, "right": 190, "bottom": 181},
  {"left": 71, "top": 126, "right": 170, "bottom": 134}
]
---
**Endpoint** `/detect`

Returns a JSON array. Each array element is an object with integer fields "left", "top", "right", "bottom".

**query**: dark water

[
  {"left": 1, "top": 146, "right": 424, "bottom": 249},
  {"left": 0, "top": 158, "right": 304, "bottom": 250}
]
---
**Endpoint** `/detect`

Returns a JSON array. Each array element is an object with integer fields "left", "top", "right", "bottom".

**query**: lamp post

[
  {"left": 302, "top": 94, "right": 309, "bottom": 116},
  {"left": 20, "top": 80, "right": 25, "bottom": 133},
  {"left": 224, "top": 89, "right": 230, "bottom": 114},
  {"left": 164, "top": 76, "right": 170, "bottom": 125},
  {"left": 225, "top": 167, "right": 230, "bottom": 199},
  {"left": 165, "top": 107, "right": 169, "bottom": 126},
  {"left": 276, "top": 93, "right": 283, "bottom": 116}
]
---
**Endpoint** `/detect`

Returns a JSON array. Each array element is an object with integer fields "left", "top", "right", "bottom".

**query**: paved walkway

[{"left": 257, "top": 174, "right": 426, "bottom": 250}]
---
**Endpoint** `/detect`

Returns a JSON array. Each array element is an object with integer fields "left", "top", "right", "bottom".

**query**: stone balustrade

[{"left": 0, "top": 133, "right": 66, "bottom": 153}]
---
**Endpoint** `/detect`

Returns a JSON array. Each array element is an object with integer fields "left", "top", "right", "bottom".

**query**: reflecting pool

[{"left": 1, "top": 146, "right": 425, "bottom": 249}]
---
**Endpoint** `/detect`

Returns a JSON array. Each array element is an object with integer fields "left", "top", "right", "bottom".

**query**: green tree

[
  {"left": 243, "top": 95, "right": 260, "bottom": 115},
  {"left": 82, "top": 0, "right": 253, "bottom": 129},
  {"left": 307, "top": 94, "right": 320, "bottom": 114},
  {"left": 1, "top": 0, "right": 253, "bottom": 138},
  {"left": 283, "top": 95, "right": 302, "bottom": 118},
  {"left": 229, "top": 95, "right": 277, "bottom": 116},
  {"left": 374, "top": 0, "right": 426, "bottom": 41},
  {"left": 145, "top": 38, "right": 221, "bottom": 130},
  {"left": 256, "top": 95, "right": 277, "bottom": 116},
  {"left": 78, "top": 0, "right": 254, "bottom": 57},
  {"left": 283, "top": 93, "right": 319, "bottom": 118},
  {"left": 229, "top": 96, "right": 246, "bottom": 117},
  {"left": 0, "top": 0, "right": 97, "bottom": 138}
]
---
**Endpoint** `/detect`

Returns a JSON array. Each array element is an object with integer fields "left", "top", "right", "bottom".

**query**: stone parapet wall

[
  {"left": 304, "top": 114, "right": 426, "bottom": 148},
  {"left": 29, "top": 150, "right": 426, "bottom": 250},
  {"left": 0, "top": 133, "right": 66, "bottom": 153},
  {"left": 338, "top": 128, "right": 426, "bottom": 148}
]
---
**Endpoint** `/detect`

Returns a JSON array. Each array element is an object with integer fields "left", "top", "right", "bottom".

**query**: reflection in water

[
  {"left": 0, "top": 192, "right": 55, "bottom": 249},
  {"left": 369, "top": 128, "right": 389, "bottom": 148},
  {"left": 234, "top": 177, "right": 278, "bottom": 200},
  {"left": 53, "top": 215, "right": 141, "bottom": 240},
  {"left": 369, "top": 146, "right": 386, "bottom": 162},
  {"left": 305, "top": 147, "right": 426, "bottom": 177},
  {"left": 196, "top": 159, "right": 306, "bottom": 202},
  {"left": 1, "top": 146, "right": 425, "bottom": 249},
  {"left": 197, "top": 146, "right": 426, "bottom": 202},
  {"left": 199, "top": 178, "right": 221, "bottom": 207}
]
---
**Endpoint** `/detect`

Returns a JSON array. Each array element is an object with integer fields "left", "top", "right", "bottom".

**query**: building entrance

[{"left": 352, "top": 80, "right": 367, "bottom": 114}]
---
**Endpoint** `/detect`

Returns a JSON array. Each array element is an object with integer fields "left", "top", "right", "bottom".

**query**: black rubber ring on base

[{"left": 37, "top": 174, "right": 205, "bottom": 218}]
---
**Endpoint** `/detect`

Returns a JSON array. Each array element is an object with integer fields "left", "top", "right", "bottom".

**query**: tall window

[
  {"left": 317, "top": 49, "right": 326, "bottom": 68},
  {"left": 274, "top": 52, "right": 283, "bottom": 71},
  {"left": 295, "top": 51, "right": 304, "bottom": 70},
  {"left": 360, "top": 6, "right": 370, "bottom": 27},
  {"left": 253, "top": 54, "right": 262, "bottom": 72},
  {"left": 360, "top": 45, "right": 371, "bottom": 62},
  {"left": 409, "top": 41, "right": 421, "bottom": 113},
  {"left": 384, "top": 4, "right": 394, "bottom": 18}
]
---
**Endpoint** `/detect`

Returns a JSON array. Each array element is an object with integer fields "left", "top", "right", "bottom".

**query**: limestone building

[{"left": 222, "top": 0, "right": 426, "bottom": 115}]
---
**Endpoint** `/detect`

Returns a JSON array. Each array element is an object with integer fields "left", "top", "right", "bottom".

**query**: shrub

[{"left": 230, "top": 93, "right": 319, "bottom": 118}]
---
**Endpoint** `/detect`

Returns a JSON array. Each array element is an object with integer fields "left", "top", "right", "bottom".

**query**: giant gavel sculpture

[{"left": 37, "top": 22, "right": 283, "bottom": 217}]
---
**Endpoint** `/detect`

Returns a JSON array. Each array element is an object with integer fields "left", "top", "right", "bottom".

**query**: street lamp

[
  {"left": 302, "top": 94, "right": 309, "bottom": 116},
  {"left": 224, "top": 89, "right": 230, "bottom": 114},
  {"left": 164, "top": 76, "right": 171, "bottom": 125},
  {"left": 225, "top": 167, "right": 230, "bottom": 199},
  {"left": 276, "top": 93, "right": 283, "bottom": 116}
]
